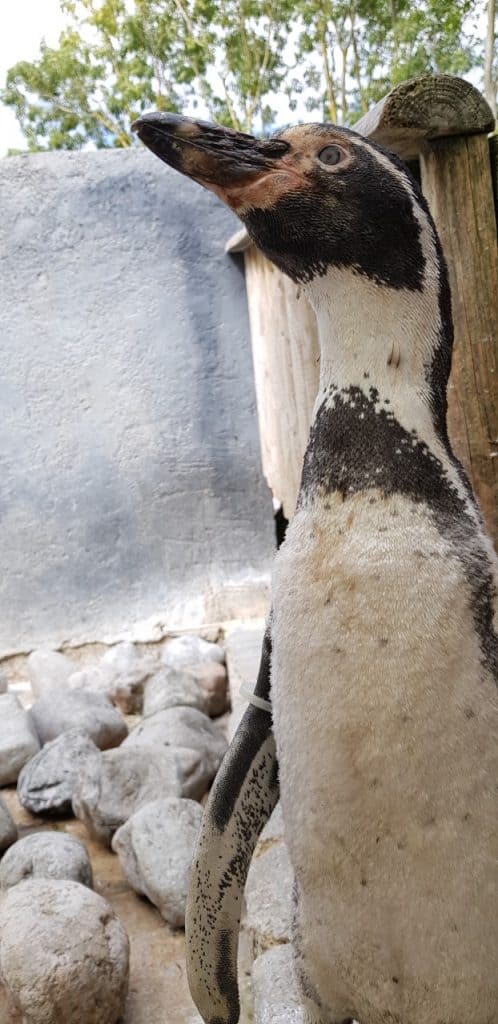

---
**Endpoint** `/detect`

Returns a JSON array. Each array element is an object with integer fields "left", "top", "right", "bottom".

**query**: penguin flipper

[{"left": 186, "top": 626, "right": 278, "bottom": 1024}]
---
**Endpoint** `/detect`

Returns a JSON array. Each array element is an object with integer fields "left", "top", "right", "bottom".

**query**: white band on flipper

[{"left": 240, "top": 685, "right": 272, "bottom": 713}]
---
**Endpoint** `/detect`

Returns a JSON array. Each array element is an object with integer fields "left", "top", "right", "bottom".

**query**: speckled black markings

[
  {"left": 212, "top": 930, "right": 239, "bottom": 1024},
  {"left": 211, "top": 625, "right": 276, "bottom": 832},
  {"left": 190, "top": 734, "right": 278, "bottom": 1023},
  {"left": 187, "top": 625, "right": 279, "bottom": 1024},
  {"left": 300, "top": 385, "right": 498, "bottom": 678}
]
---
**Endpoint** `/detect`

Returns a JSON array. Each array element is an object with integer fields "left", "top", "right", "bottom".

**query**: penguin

[{"left": 132, "top": 112, "right": 498, "bottom": 1024}]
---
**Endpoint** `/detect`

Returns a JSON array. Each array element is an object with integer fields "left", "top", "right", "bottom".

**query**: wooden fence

[{"left": 227, "top": 75, "right": 498, "bottom": 545}]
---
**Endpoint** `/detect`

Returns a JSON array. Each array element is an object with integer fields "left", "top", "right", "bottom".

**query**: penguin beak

[{"left": 131, "top": 112, "right": 292, "bottom": 213}]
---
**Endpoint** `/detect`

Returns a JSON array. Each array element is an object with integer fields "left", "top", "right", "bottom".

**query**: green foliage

[
  {"left": 0, "top": 0, "right": 490, "bottom": 151},
  {"left": 291, "top": 0, "right": 481, "bottom": 124}
]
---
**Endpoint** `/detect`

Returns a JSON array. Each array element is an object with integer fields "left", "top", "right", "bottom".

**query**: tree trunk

[{"left": 484, "top": 0, "right": 497, "bottom": 119}]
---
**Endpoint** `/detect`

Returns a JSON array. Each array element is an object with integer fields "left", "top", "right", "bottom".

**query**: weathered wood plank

[
  {"left": 354, "top": 75, "right": 495, "bottom": 160},
  {"left": 243, "top": 247, "right": 320, "bottom": 517},
  {"left": 490, "top": 135, "right": 498, "bottom": 229},
  {"left": 421, "top": 133, "right": 498, "bottom": 541}
]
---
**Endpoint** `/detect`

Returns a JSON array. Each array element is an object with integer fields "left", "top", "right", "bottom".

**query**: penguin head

[{"left": 132, "top": 113, "right": 429, "bottom": 294}]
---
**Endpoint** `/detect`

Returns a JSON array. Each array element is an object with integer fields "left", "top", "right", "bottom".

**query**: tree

[
  {"left": 1, "top": 0, "right": 294, "bottom": 150},
  {"left": 484, "top": 0, "right": 497, "bottom": 118},
  {"left": 290, "top": 0, "right": 481, "bottom": 125},
  {"left": 0, "top": 0, "right": 490, "bottom": 151}
]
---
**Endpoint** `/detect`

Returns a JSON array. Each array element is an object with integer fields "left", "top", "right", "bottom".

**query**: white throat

[
  {"left": 302, "top": 263, "right": 479, "bottom": 514},
  {"left": 305, "top": 264, "right": 442, "bottom": 443}
]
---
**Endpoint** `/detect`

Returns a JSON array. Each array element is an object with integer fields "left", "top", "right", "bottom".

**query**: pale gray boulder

[
  {"left": 0, "top": 794, "right": 17, "bottom": 853},
  {"left": 72, "top": 743, "right": 187, "bottom": 845},
  {"left": 161, "top": 634, "right": 225, "bottom": 668},
  {"left": 123, "top": 705, "right": 227, "bottom": 799},
  {"left": 246, "top": 840, "right": 295, "bottom": 955},
  {"left": 68, "top": 642, "right": 157, "bottom": 714},
  {"left": 0, "top": 879, "right": 129, "bottom": 1024},
  {"left": 101, "top": 641, "right": 157, "bottom": 713},
  {"left": 29, "top": 688, "right": 127, "bottom": 749},
  {"left": 112, "top": 797, "right": 203, "bottom": 928},
  {"left": 143, "top": 661, "right": 229, "bottom": 718},
  {"left": 253, "top": 945, "right": 305, "bottom": 1024},
  {"left": 0, "top": 694, "right": 41, "bottom": 785},
  {"left": 67, "top": 662, "right": 115, "bottom": 694},
  {"left": 0, "top": 832, "right": 93, "bottom": 889},
  {"left": 17, "top": 730, "right": 99, "bottom": 816},
  {"left": 27, "top": 649, "right": 74, "bottom": 698},
  {"left": 259, "top": 802, "right": 285, "bottom": 843}
]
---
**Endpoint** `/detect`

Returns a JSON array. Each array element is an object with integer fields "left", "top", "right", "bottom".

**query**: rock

[
  {"left": 29, "top": 688, "right": 128, "bottom": 749},
  {"left": 0, "top": 669, "right": 8, "bottom": 694},
  {"left": 112, "top": 797, "right": 203, "bottom": 927},
  {"left": 0, "top": 879, "right": 129, "bottom": 1024},
  {"left": 0, "top": 832, "right": 93, "bottom": 889},
  {"left": 259, "top": 802, "right": 285, "bottom": 844},
  {"left": 68, "top": 643, "right": 157, "bottom": 714},
  {"left": 102, "top": 641, "right": 157, "bottom": 713},
  {"left": 67, "top": 663, "right": 116, "bottom": 694},
  {"left": 27, "top": 648, "right": 75, "bottom": 698},
  {"left": 246, "top": 840, "right": 294, "bottom": 954},
  {"left": 124, "top": 706, "right": 227, "bottom": 800},
  {"left": 252, "top": 945, "right": 305, "bottom": 1024},
  {"left": 0, "top": 794, "right": 17, "bottom": 853},
  {"left": 102, "top": 641, "right": 156, "bottom": 678},
  {"left": 17, "top": 730, "right": 99, "bottom": 816},
  {"left": 0, "top": 694, "right": 41, "bottom": 785},
  {"left": 72, "top": 743, "right": 186, "bottom": 845},
  {"left": 143, "top": 661, "right": 229, "bottom": 719},
  {"left": 161, "top": 634, "right": 225, "bottom": 668}
]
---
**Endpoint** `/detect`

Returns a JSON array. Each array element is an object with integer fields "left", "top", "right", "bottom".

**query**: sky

[
  {"left": 0, "top": 0, "right": 489, "bottom": 156},
  {"left": 0, "top": 0, "right": 67, "bottom": 155},
  {"left": 0, "top": 0, "right": 307, "bottom": 154}
]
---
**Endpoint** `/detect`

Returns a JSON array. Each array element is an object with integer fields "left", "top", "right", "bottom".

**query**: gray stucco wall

[{"left": 0, "top": 149, "right": 273, "bottom": 655}]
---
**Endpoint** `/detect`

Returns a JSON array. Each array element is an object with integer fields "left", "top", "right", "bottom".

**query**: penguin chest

[{"left": 270, "top": 492, "right": 498, "bottom": 1018}]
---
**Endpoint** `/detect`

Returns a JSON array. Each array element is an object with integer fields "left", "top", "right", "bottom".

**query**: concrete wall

[{"left": 0, "top": 149, "right": 274, "bottom": 656}]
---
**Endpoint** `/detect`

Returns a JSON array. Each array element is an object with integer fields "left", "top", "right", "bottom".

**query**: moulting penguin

[{"left": 132, "top": 112, "right": 498, "bottom": 1024}]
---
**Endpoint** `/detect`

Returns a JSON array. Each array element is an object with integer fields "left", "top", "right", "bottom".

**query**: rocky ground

[
  {"left": 0, "top": 623, "right": 302, "bottom": 1024},
  {"left": 0, "top": 789, "right": 199, "bottom": 1024}
]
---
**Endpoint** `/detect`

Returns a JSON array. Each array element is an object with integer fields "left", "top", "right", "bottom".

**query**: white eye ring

[{"left": 318, "top": 145, "right": 343, "bottom": 166}]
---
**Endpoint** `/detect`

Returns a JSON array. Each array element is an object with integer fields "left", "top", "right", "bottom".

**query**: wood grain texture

[
  {"left": 355, "top": 75, "right": 495, "bottom": 160},
  {"left": 243, "top": 248, "right": 320, "bottom": 517},
  {"left": 490, "top": 135, "right": 498, "bottom": 230},
  {"left": 421, "top": 133, "right": 498, "bottom": 542}
]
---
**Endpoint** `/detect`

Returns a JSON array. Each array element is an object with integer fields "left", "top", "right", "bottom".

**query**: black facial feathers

[{"left": 243, "top": 136, "right": 425, "bottom": 291}]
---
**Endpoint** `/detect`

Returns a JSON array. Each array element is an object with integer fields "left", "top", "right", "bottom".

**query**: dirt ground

[{"left": 0, "top": 788, "right": 201, "bottom": 1024}]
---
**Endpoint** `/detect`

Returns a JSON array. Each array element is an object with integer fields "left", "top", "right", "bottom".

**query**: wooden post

[
  {"left": 226, "top": 231, "right": 320, "bottom": 517},
  {"left": 420, "top": 135, "right": 498, "bottom": 539},
  {"left": 227, "top": 76, "right": 497, "bottom": 538},
  {"left": 353, "top": 74, "right": 494, "bottom": 158},
  {"left": 490, "top": 135, "right": 498, "bottom": 226}
]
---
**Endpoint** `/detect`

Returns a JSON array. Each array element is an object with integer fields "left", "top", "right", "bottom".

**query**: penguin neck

[{"left": 305, "top": 265, "right": 449, "bottom": 446}]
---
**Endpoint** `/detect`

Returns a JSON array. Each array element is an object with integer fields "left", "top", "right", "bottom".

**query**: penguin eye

[{"left": 318, "top": 145, "right": 343, "bottom": 166}]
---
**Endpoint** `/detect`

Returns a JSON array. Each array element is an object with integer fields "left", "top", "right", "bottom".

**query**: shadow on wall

[{"left": 0, "top": 149, "right": 274, "bottom": 655}]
